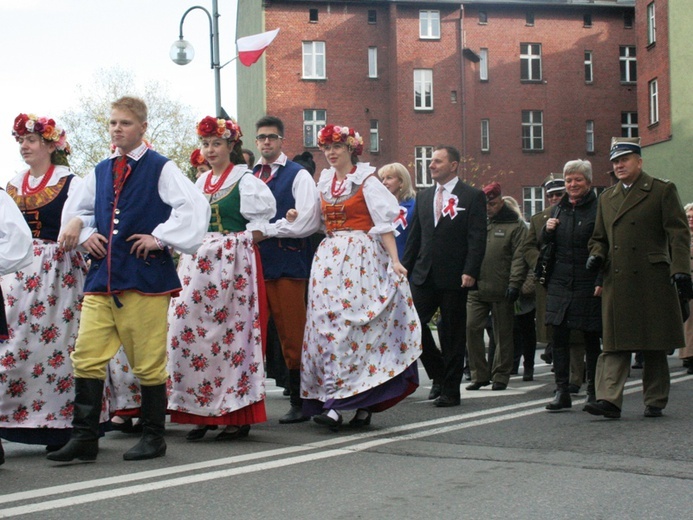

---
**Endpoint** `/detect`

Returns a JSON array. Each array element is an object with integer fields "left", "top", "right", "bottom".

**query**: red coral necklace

[
  {"left": 331, "top": 166, "right": 356, "bottom": 198},
  {"left": 22, "top": 165, "right": 55, "bottom": 196},
  {"left": 204, "top": 163, "right": 234, "bottom": 194}
]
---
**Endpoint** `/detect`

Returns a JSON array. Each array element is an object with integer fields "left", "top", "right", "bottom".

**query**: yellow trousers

[{"left": 71, "top": 292, "right": 170, "bottom": 386}]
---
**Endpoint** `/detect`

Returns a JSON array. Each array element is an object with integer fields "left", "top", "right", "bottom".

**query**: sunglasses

[
  {"left": 547, "top": 192, "right": 563, "bottom": 198},
  {"left": 255, "top": 133, "right": 283, "bottom": 141}
]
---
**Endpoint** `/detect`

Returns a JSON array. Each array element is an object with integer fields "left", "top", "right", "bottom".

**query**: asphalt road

[{"left": 2, "top": 355, "right": 692, "bottom": 520}]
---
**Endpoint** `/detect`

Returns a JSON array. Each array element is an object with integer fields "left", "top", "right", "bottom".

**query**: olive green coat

[{"left": 589, "top": 171, "right": 690, "bottom": 351}]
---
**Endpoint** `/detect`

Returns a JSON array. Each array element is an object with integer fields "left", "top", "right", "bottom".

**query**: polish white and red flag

[{"left": 237, "top": 28, "right": 280, "bottom": 66}]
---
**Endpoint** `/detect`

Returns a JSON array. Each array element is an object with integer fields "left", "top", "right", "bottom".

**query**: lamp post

[{"left": 170, "top": 0, "right": 225, "bottom": 118}]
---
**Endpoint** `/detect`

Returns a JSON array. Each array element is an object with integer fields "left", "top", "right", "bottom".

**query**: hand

[
  {"left": 127, "top": 234, "right": 161, "bottom": 259},
  {"left": 505, "top": 286, "right": 520, "bottom": 303},
  {"left": 285, "top": 209, "right": 298, "bottom": 222},
  {"left": 585, "top": 255, "right": 603, "bottom": 272},
  {"left": 392, "top": 261, "right": 408, "bottom": 278},
  {"left": 461, "top": 274, "right": 476, "bottom": 288},
  {"left": 546, "top": 218, "right": 560, "bottom": 231},
  {"left": 58, "top": 217, "right": 83, "bottom": 251},
  {"left": 251, "top": 230, "right": 267, "bottom": 243},
  {"left": 82, "top": 233, "right": 108, "bottom": 259},
  {"left": 673, "top": 273, "right": 693, "bottom": 300},
  {"left": 594, "top": 286, "right": 602, "bottom": 297}
]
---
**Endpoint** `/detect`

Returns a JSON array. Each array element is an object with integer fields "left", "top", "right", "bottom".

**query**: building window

[
  {"left": 523, "top": 187, "right": 544, "bottom": 220},
  {"left": 520, "top": 43, "right": 542, "bottom": 81},
  {"left": 583, "top": 13, "right": 592, "bottom": 28},
  {"left": 649, "top": 79, "right": 659, "bottom": 125},
  {"left": 479, "top": 11, "right": 488, "bottom": 24},
  {"left": 302, "top": 41, "right": 326, "bottom": 79},
  {"left": 620, "top": 46, "right": 636, "bottom": 83},
  {"left": 370, "top": 120, "right": 379, "bottom": 153},
  {"left": 415, "top": 146, "right": 434, "bottom": 187},
  {"left": 414, "top": 69, "right": 433, "bottom": 110},
  {"left": 522, "top": 110, "right": 543, "bottom": 151},
  {"left": 368, "top": 47, "right": 378, "bottom": 78},
  {"left": 419, "top": 10, "right": 440, "bottom": 39},
  {"left": 584, "top": 51, "right": 593, "bottom": 83},
  {"left": 309, "top": 9, "right": 318, "bottom": 23},
  {"left": 481, "top": 119, "right": 490, "bottom": 152},
  {"left": 586, "top": 120, "right": 595, "bottom": 153},
  {"left": 368, "top": 9, "right": 377, "bottom": 24},
  {"left": 624, "top": 11, "right": 634, "bottom": 29},
  {"left": 479, "top": 48, "right": 489, "bottom": 81},
  {"left": 526, "top": 12, "right": 534, "bottom": 26},
  {"left": 621, "top": 112, "right": 639, "bottom": 137},
  {"left": 451, "top": 90, "right": 458, "bottom": 103},
  {"left": 647, "top": 2, "right": 656, "bottom": 45},
  {"left": 303, "top": 109, "right": 326, "bottom": 147}
]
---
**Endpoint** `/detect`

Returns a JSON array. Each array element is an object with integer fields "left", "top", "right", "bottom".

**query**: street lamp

[{"left": 170, "top": 0, "right": 226, "bottom": 118}]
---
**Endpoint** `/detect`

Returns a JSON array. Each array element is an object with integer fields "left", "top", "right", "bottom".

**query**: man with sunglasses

[{"left": 249, "top": 116, "right": 321, "bottom": 424}]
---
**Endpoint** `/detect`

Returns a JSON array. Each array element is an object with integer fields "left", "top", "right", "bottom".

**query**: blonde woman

[{"left": 379, "top": 162, "right": 416, "bottom": 259}]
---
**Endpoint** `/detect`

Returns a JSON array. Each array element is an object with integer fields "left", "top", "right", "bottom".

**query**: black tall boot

[
  {"left": 279, "top": 369, "right": 308, "bottom": 424},
  {"left": 47, "top": 378, "right": 104, "bottom": 462},
  {"left": 1, "top": 440, "right": 5, "bottom": 466},
  {"left": 123, "top": 383, "right": 167, "bottom": 461}
]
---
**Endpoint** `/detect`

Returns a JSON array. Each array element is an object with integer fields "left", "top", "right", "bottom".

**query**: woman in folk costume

[
  {"left": 167, "top": 116, "right": 275, "bottom": 441},
  {"left": 0, "top": 189, "right": 33, "bottom": 465},
  {"left": 302, "top": 124, "right": 422, "bottom": 430},
  {"left": 0, "top": 114, "right": 95, "bottom": 452}
]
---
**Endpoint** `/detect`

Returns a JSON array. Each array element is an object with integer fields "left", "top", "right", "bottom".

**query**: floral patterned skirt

[
  {"left": 167, "top": 231, "right": 266, "bottom": 426},
  {"left": 105, "top": 346, "right": 142, "bottom": 417},
  {"left": 0, "top": 240, "right": 88, "bottom": 444},
  {"left": 301, "top": 231, "right": 422, "bottom": 409}
]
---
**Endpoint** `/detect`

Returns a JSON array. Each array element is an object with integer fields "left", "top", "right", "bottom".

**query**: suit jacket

[
  {"left": 402, "top": 179, "right": 486, "bottom": 290},
  {"left": 589, "top": 171, "right": 689, "bottom": 351}
]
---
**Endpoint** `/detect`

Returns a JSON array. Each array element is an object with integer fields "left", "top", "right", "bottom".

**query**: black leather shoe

[
  {"left": 540, "top": 353, "right": 553, "bottom": 364},
  {"left": 434, "top": 395, "right": 461, "bottom": 407},
  {"left": 282, "top": 387, "right": 291, "bottom": 396},
  {"left": 428, "top": 383, "right": 442, "bottom": 400},
  {"left": 584, "top": 399, "right": 621, "bottom": 419},
  {"left": 0, "top": 442, "right": 5, "bottom": 466},
  {"left": 546, "top": 391, "right": 572, "bottom": 412},
  {"left": 279, "top": 405, "right": 309, "bottom": 424},
  {"left": 568, "top": 384, "right": 581, "bottom": 394},
  {"left": 215, "top": 424, "right": 251, "bottom": 441},
  {"left": 465, "top": 381, "right": 490, "bottom": 391},
  {"left": 45, "top": 444, "right": 67, "bottom": 453},
  {"left": 644, "top": 406, "right": 663, "bottom": 418},
  {"left": 522, "top": 369, "right": 534, "bottom": 382},
  {"left": 491, "top": 382, "right": 507, "bottom": 391},
  {"left": 46, "top": 439, "right": 98, "bottom": 462},
  {"left": 349, "top": 409, "right": 372, "bottom": 427},
  {"left": 313, "top": 411, "right": 343, "bottom": 431},
  {"left": 185, "top": 425, "right": 218, "bottom": 441}
]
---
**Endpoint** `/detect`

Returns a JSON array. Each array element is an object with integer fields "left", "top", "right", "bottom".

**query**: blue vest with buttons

[
  {"left": 256, "top": 160, "right": 313, "bottom": 280},
  {"left": 83, "top": 149, "right": 181, "bottom": 296}
]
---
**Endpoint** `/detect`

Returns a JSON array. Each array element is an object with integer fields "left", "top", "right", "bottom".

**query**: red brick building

[{"left": 238, "top": 0, "right": 636, "bottom": 217}]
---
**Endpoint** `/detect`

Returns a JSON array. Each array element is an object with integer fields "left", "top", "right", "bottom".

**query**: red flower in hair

[{"left": 190, "top": 148, "right": 208, "bottom": 167}]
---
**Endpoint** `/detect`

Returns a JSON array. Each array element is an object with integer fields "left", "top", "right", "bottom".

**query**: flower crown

[
  {"left": 190, "top": 148, "right": 209, "bottom": 167},
  {"left": 317, "top": 124, "right": 364, "bottom": 156},
  {"left": 196, "top": 115, "right": 243, "bottom": 142},
  {"left": 12, "top": 113, "right": 70, "bottom": 154}
]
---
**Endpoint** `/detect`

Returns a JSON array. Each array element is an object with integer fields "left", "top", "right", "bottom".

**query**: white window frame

[
  {"left": 520, "top": 43, "right": 542, "bottom": 81},
  {"left": 302, "top": 41, "right": 326, "bottom": 79},
  {"left": 303, "top": 109, "right": 326, "bottom": 147},
  {"left": 621, "top": 112, "right": 638, "bottom": 137},
  {"left": 649, "top": 79, "right": 659, "bottom": 125},
  {"left": 522, "top": 110, "right": 544, "bottom": 151},
  {"left": 647, "top": 2, "right": 656, "bottom": 45},
  {"left": 586, "top": 120, "right": 595, "bottom": 153},
  {"left": 523, "top": 187, "right": 544, "bottom": 220},
  {"left": 414, "top": 69, "right": 433, "bottom": 110},
  {"left": 479, "top": 48, "right": 489, "bottom": 81},
  {"left": 584, "top": 51, "right": 593, "bottom": 83},
  {"left": 415, "top": 146, "right": 434, "bottom": 187},
  {"left": 368, "top": 47, "right": 378, "bottom": 78},
  {"left": 370, "top": 120, "right": 379, "bottom": 153},
  {"left": 481, "top": 119, "right": 490, "bottom": 152},
  {"left": 620, "top": 46, "right": 637, "bottom": 83},
  {"left": 419, "top": 10, "right": 440, "bottom": 39}
]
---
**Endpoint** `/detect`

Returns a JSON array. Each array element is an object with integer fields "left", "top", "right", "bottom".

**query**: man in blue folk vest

[
  {"left": 250, "top": 116, "right": 321, "bottom": 423},
  {"left": 48, "top": 96, "right": 209, "bottom": 462}
]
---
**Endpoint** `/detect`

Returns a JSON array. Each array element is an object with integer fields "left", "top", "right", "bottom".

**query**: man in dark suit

[{"left": 402, "top": 145, "right": 487, "bottom": 407}]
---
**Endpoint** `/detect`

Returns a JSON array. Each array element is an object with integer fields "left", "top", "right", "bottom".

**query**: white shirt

[
  {"left": 247, "top": 153, "right": 321, "bottom": 239},
  {"left": 0, "top": 190, "right": 33, "bottom": 275},
  {"left": 60, "top": 142, "right": 210, "bottom": 255},
  {"left": 8, "top": 165, "right": 81, "bottom": 198}
]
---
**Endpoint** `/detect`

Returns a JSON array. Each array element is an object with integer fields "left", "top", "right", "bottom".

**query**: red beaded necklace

[
  {"left": 22, "top": 164, "right": 55, "bottom": 196},
  {"left": 330, "top": 166, "right": 356, "bottom": 198},
  {"left": 203, "top": 163, "right": 234, "bottom": 194}
]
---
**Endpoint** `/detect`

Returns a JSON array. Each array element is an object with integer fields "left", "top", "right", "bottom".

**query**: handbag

[{"left": 534, "top": 205, "right": 562, "bottom": 286}]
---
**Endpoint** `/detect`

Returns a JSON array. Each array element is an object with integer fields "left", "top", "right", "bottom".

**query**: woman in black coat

[{"left": 542, "top": 159, "right": 602, "bottom": 411}]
